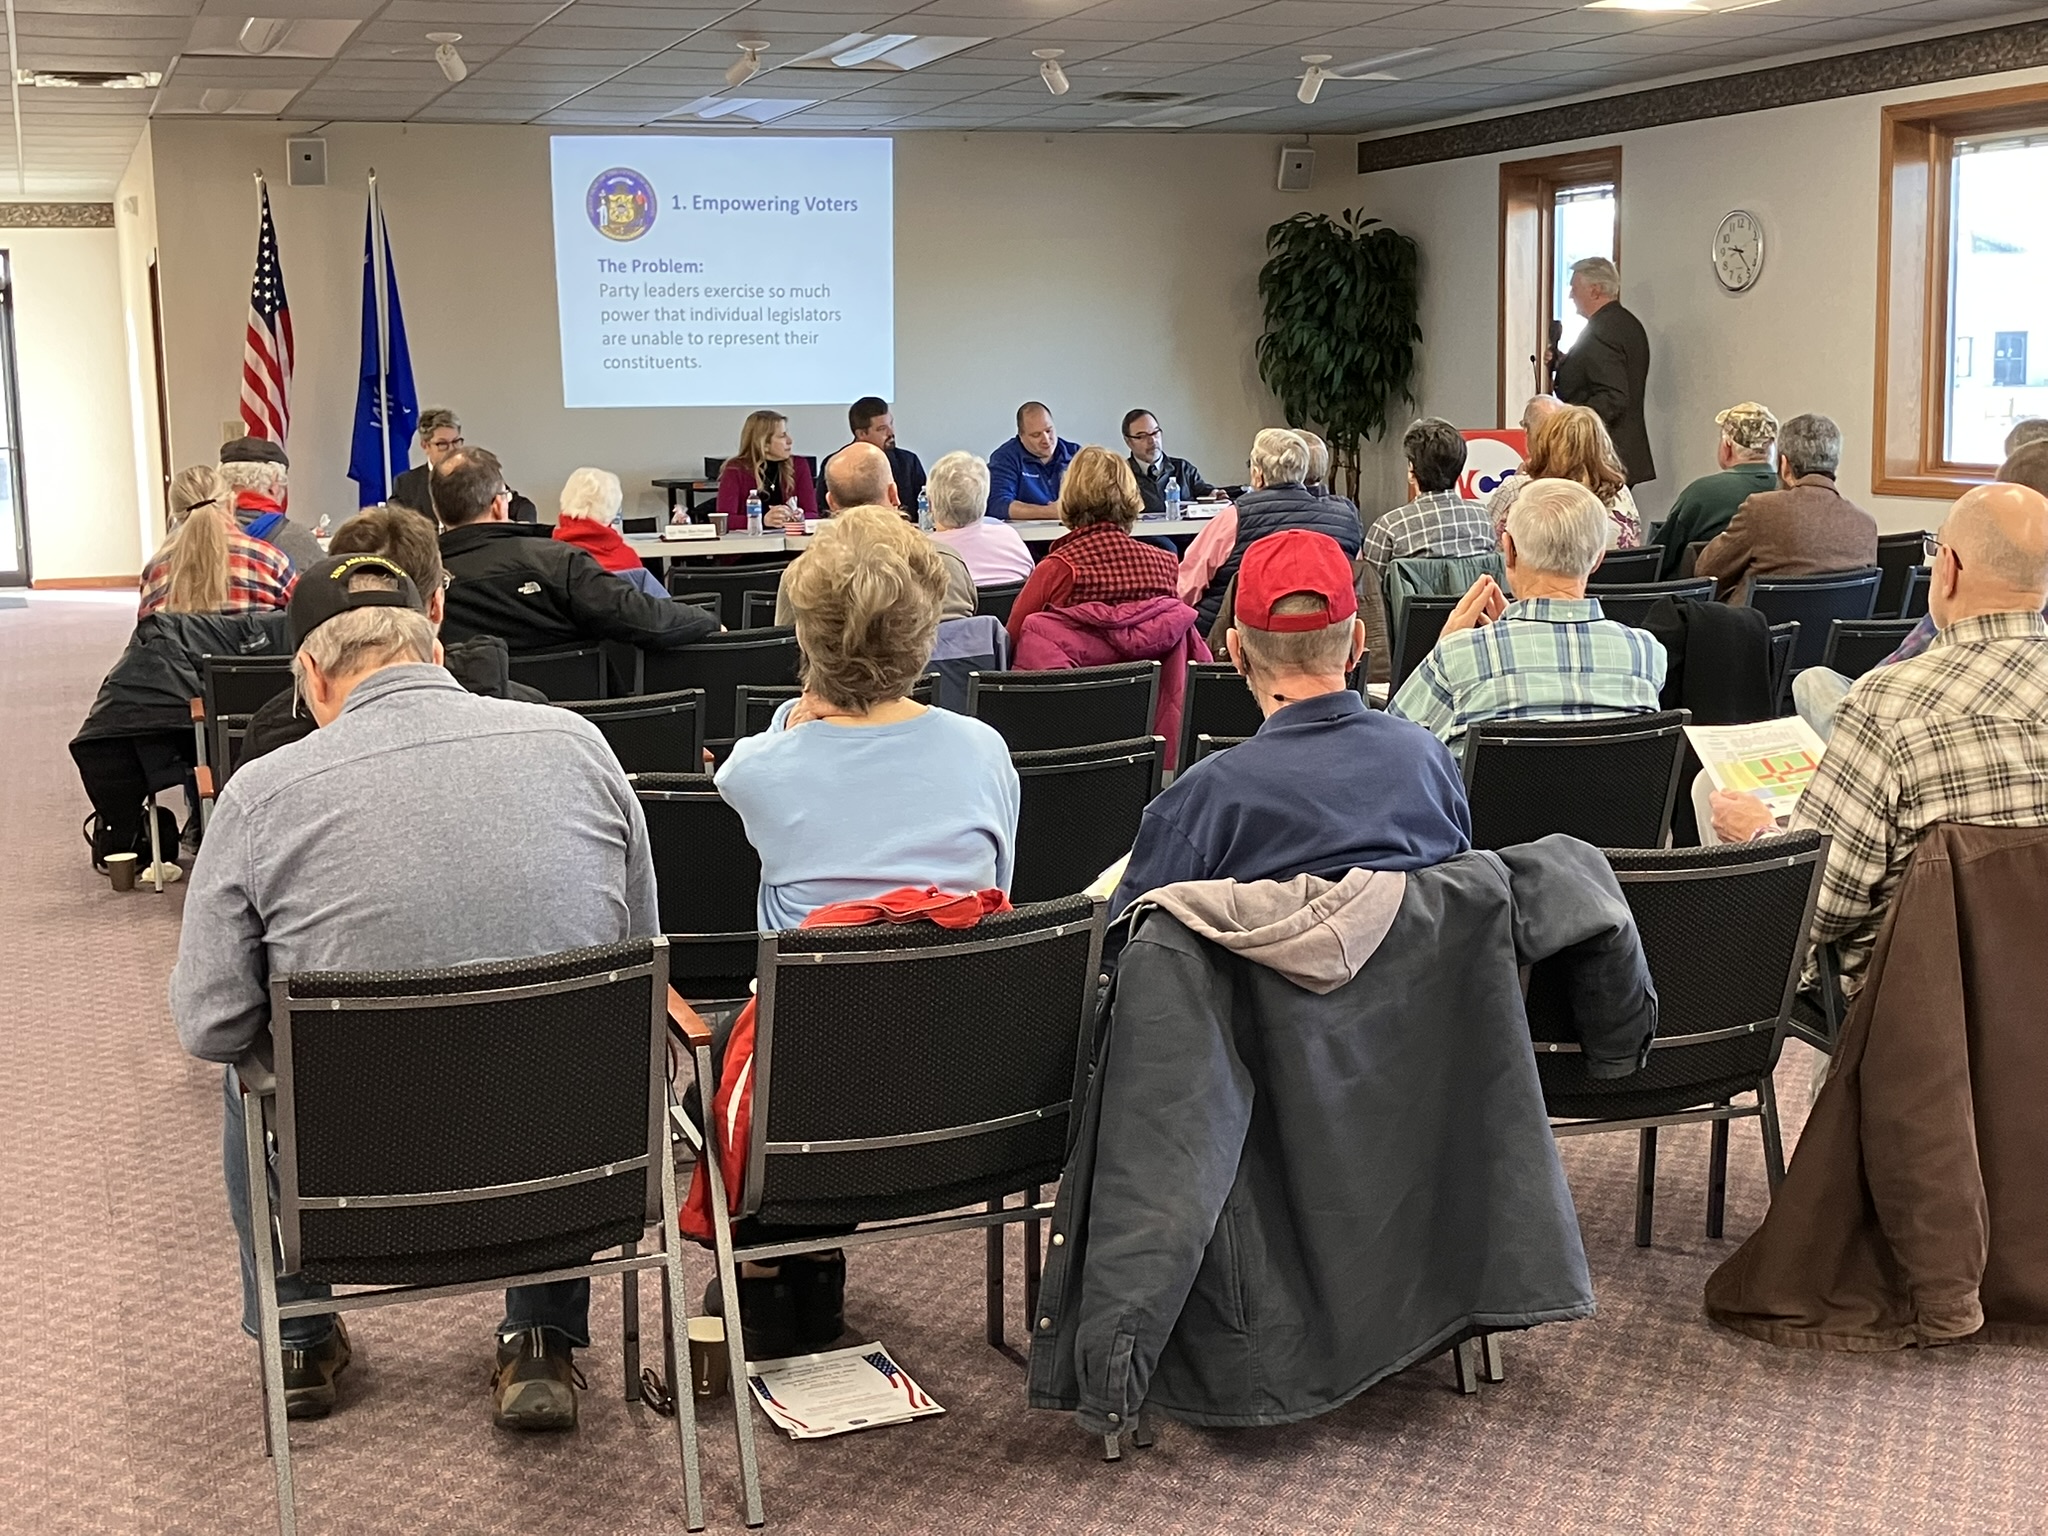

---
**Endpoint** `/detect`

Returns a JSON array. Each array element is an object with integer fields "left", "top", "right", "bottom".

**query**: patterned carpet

[{"left": 5, "top": 594, "right": 2045, "bottom": 1536}]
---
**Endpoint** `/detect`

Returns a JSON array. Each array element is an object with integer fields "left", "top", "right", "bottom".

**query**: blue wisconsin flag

[{"left": 347, "top": 195, "right": 418, "bottom": 506}]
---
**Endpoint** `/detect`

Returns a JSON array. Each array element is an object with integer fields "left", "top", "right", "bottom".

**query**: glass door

[{"left": 0, "top": 251, "right": 26, "bottom": 584}]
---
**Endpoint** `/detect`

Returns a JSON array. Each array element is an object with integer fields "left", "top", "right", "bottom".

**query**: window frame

[
  {"left": 1497, "top": 146, "right": 1623, "bottom": 427},
  {"left": 1874, "top": 82, "right": 2048, "bottom": 499}
]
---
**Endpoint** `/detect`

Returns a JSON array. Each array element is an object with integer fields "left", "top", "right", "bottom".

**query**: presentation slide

[{"left": 548, "top": 135, "right": 893, "bottom": 410}]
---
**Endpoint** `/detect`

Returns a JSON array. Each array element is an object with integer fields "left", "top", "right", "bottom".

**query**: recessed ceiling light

[
  {"left": 238, "top": 18, "right": 291, "bottom": 55},
  {"left": 787, "top": 33, "right": 989, "bottom": 72},
  {"left": 669, "top": 95, "right": 815, "bottom": 124},
  {"left": 14, "top": 68, "right": 161, "bottom": 88}
]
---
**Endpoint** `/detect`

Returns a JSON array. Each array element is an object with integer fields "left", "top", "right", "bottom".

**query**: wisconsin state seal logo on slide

[{"left": 587, "top": 168, "right": 656, "bottom": 241}]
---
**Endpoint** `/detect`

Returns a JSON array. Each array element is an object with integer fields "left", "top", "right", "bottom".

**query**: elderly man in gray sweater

[{"left": 170, "top": 553, "right": 657, "bottom": 1431}]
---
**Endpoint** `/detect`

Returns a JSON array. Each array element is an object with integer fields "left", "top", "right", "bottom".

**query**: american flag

[{"left": 239, "top": 183, "right": 293, "bottom": 447}]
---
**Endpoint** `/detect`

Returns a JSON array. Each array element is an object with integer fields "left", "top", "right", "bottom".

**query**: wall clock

[{"left": 1714, "top": 209, "right": 1764, "bottom": 292}]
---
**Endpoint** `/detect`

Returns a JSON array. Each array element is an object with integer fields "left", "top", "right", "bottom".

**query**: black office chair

[
  {"left": 506, "top": 645, "right": 608, "bottom": 701},
  {"left": 1874, "top": 530, "right": 1927, "bottom": 617},
  {"left": 1192, "top": 734, "right": 1250, "bottom": 763},
  {"left": 1532, "top": 832, "right": 1828, "bottom": 1246},
  {"left": 1589, "top": 578, "right": 1714, "bottom": 630},
  {"left": 975, "top": 580, "right": 1026, "bottom": 624},
  {"left": 1390, "top": 597, "right": 1458, "bottom": 689},
  {"left": 560, "top": 690, "right": 706, "bottom": 774},
  {"left": 966, "top": 662, "right": 1159, "bottom": 752},
  {"left": 1177, "top": 659, "right": 1366, "bottom": 765},
  {"left": 677, "top": 896, "right": 1105, "bottom": 1527},
  {"left": 1462, "top": 709, "right": 1691, "bottom": 850},
  {"left": 1010, "top": 738, "right": 1164, "bottom": 904},
  {"left": 735, "top": 675, "right": 938, "bottom": 739},
  {"left": 1899, "top": 565, "right": 1931, "bottom": 620},
  {"left": 192, "top": 656, "right": 296, "bottom": 827},
  {"left": 739, "top": 590, "right": 779, "bottom": 630},
  {"left": 242, "top": 939, "right": 701, "bottom": 1534},
  {"left": 1587, "top": 546, "right": 1666, "bottom": 585},
  {"left": 1746, "top": 568, "right": 1882, "bottom": 672},
  {"left": 635, "top": 773, "right": 761, "bottom": 1006},
  {"left": 663, "top": 560, "right": 792, "bottom": 622},
  {"left": 1821, "top": 619, "right": 1917, "bottom": 680},
  {"left": 640, "top": 630, "right": 802, "bottom": 755},
  {"left": 1678, "top": 540, "right": 1710, "bottom": 580},
  {"left": 1767, "top": 623, "right": 1800, "bottom": 715},
  {"left": 670, "top": 590, "right": 722, "bottom": 624}
]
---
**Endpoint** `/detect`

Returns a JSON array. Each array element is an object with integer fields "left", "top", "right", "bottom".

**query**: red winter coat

[
  {"left": 552, "top": 515, "right": 645, "bottom": 573},
  {"left": 1012, "top": 596, "right": 1211, "bottom": 769}
]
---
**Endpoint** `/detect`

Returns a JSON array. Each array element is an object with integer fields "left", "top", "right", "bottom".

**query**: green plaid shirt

[
  {"left": 1389, "top": 597, "right": 1667, "bottom": 752},
  {"left": 1794, "top": 609, "right": 2048, "bottom": 989}
]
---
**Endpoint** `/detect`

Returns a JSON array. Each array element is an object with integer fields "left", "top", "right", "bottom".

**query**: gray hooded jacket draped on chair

[{"left": 1027, "top": 837, "right": 1657, "bottom": 1435}]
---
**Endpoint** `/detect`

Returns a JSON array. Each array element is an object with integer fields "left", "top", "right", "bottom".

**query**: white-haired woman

[
  {"left": 924, "top": 451, "right": 1035, "bottom": 585},
  {"left": 551, "top": 466, "right": 668, "bottom": 597}
]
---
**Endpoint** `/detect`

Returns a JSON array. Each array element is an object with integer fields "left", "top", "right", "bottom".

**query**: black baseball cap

[
  {"left": 290, "top": 554, "right": 426, "bottom": 645},
  {"left": 221, "top": 434, "right": 289, "bottom": 468}
]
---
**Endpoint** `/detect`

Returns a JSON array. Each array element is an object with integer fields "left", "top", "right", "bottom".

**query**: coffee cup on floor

[
  {"left": 105, "top": 851, "right": 138, "bottom": 892},
  {"left": 688, "top": 1316, "right": 729, "bottom": 1399}
]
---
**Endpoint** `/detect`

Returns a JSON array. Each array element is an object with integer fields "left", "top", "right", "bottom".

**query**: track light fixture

[
  {"left": 428, "top": 32, "right": 466, "bottom": 83},
  {"left": 1298, "top": 54, "right": 1331, "bottom": 105},
  {"left": 1034, "top": 48, "right": 1069, "bottom": 96},
  {"left": 727, "top": 41, "right": 768, "bottom": 88}
]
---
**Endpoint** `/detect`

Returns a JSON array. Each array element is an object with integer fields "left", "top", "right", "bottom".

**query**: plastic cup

[
  {"left": 688, "top": 1316, "right": 729, "bottom": 1399},
  {"left": 105, "top": 851, "right": 138, "bottom": 892}
]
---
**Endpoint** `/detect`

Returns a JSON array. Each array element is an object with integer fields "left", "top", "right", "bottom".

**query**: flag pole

[{"left": 370, "top": 168, "right": 393, "bottom": 500}]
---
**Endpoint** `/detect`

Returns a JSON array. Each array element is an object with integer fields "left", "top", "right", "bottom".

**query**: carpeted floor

[{"left": 5, "top": 594, "right": 2045, "bottom": 1536}]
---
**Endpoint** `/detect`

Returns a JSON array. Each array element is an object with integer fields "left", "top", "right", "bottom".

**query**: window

[
  {"left": 1875, "top": 85, "right": 2048, "bottom": 497},
  {"left": 1498, "top": 148, "right": 1622, "bottom": 426}
]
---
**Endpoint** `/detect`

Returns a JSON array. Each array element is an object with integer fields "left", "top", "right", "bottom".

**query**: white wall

[
  {"left": 6, "top": 225, "right": 142, "bottom": 581},
  {"left": 1332, "top": 64, "right": 2048, "bottom": 531},
  {"left": 150, "top": 122, "right": 1321, "bottom": 527}
]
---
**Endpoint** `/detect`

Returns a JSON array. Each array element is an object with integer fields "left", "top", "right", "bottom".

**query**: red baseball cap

[{"left": 1235, "top": 529, "right": 1359, "bottom": 633}]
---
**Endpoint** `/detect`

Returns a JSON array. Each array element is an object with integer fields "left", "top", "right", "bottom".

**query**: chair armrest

[
  {"left": 194, "top": 764, "right": 216, "bottom": 799},
  {"left": 190, "top": 697, "right": 206, "bottom": 722},
  {"left": 668, "top": 986, "right": 713, "bottom": 1048}
]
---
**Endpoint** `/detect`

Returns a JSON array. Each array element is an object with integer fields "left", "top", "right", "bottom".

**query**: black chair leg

[
  {"left": 622, "top": 1238, "right": 641, "bottom": 1401},
  {"left": 985, "top": 1199, "right": 1005, "bottom": 1350},
  {"left": 1759, "top": 1074, "right": 1788, "bottom": 1192},
  {"left": 1634, "top": 1127, "right": 1658, "bottom": 1248},
  {"left": 1706, "top": 1110, "right": 1730, "bottom": 1239}
]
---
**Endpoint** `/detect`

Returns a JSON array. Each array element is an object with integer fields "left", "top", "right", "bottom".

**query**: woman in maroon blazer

[{"left": 715, "top": 410, "right": 819, "bottom": 530}]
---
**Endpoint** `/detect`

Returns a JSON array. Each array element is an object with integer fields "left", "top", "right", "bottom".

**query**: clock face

[{"left": 1715, "top": 209, "right": 1764, "bottom": 292}]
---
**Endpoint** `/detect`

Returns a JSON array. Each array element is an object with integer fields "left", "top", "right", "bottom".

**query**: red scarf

[{"left": 552, "top": 516, "right": 642, "bottom": 574}]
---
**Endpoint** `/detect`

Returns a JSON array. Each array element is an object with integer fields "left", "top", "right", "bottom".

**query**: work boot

[
  {"left": 281, "top": 1319, "right": 352, "bottom": 1420},
  {"left": 491, "top": 1326, "right": 583, "bottom": 1431}
]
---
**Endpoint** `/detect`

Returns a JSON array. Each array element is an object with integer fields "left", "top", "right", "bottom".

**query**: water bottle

[
  {"left": 916, "top": 487, "right": 932, "bottom": 531},
  {"left": 745, "top": 489, "right": 764, "bottom": 537},
  {"left": 1164, "top": 475, "right": 1181, "bottom": 520}
]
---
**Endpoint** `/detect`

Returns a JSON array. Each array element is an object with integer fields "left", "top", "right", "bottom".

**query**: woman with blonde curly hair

[
  {"left": 1503, "top": 404, "right": 1642, "bottom": 548},
  {"left": 717, "top": 505, "right": 1019, "bottom": 933}
]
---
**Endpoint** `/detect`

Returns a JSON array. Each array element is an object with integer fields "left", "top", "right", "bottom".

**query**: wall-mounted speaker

[
  {"left": 1277, "top": 145, "right": 1315, "bottom": 193},
  {"left": 286, "top": 137, "right": 327, "bottom": 188}
]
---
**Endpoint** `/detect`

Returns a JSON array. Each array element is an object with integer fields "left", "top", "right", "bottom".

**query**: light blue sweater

[{"left": 716, "top": 701, "right": 1020, "bottom": 932}]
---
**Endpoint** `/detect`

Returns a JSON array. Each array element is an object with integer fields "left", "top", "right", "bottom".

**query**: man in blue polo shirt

[
  {"left": 1109, "top": 529, "right": 1471, "bottom": 920},
  {"left": 987, "top": 400, "right": 1079, "bottom": 521}
]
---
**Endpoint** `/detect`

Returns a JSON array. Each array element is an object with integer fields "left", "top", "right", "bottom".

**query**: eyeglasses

[
  {"left": 1924, "top": 532, "right": 1951, "bottom": 565},
  {"left": 1125, "top": 429, "right": 1162, "bottom": 442},
  {"left": 427, "top": 436, "right": 463, "bottom": 452}
]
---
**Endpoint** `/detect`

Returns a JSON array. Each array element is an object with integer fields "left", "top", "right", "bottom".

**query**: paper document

[
  {"left": 1085, "top": 853, "right": 1129, "bottom": 902},
  {"left": 746, "top": 1342, "right": 944, "bottom": 1440},
  {"left": 1685, "top": 717, "right": 1827, "bottom": 821}
]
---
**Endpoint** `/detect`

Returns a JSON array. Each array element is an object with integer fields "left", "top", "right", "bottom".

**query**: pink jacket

[{"left": 1013, "top": 596, "right": 1212, "bottom": 769}]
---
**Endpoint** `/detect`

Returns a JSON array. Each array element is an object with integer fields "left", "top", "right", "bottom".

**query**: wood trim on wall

[
  {"left": 1497, "top": 148, "right": 1623, "bottom": 426},
  {"left": 30, "top": 575, "right": 139, "bottom": 589},
  {"left": 1873, "top": 80, "right": 2048, "bottom": 499}
]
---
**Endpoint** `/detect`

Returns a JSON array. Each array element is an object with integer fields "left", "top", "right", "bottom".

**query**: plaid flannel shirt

[
  {"left": 1389, "top": 596, "right": 1667, "bottom": 752},
  {"left": 1361, "top": 491, "right": 1497, "bottom": 569},
  {"left": 1793, "top": 609, "right": 2048, "bottom": 989},
  {"left": 137, "top": 526, "right": 297, "bottom": 619}
]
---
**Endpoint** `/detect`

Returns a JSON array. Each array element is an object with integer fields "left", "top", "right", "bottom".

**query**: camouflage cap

[{"left": 1714, "top": 402, "right": 1779, "bottom": 452}]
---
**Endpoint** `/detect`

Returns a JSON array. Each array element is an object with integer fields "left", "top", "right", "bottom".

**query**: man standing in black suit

[{"left": 1552, "top": 257, "right": 1654, "bottom": 488}]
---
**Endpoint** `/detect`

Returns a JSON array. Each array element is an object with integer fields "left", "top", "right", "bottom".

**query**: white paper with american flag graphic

[{"left": 745, "top": 1342, "right": 944, "bottom": 1440}]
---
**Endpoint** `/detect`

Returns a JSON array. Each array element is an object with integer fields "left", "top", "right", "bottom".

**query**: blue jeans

[{"left": 221, "top": 1069, "right": 590, "bottom": 1350}]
